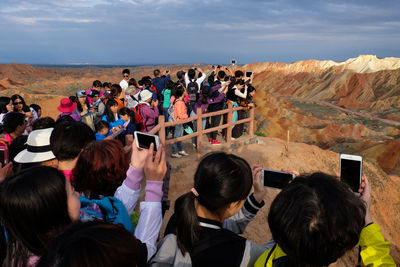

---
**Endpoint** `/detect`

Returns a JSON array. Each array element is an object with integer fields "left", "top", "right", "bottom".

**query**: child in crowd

[
  {"left": 50, "top": 121, "right": 95, "bottom": 181},
  {"left": 169, "top": 84, "right": 189, "bottom": 158},
  {"left": 151, "top": 152, "right": 269, "bottom": 266},
  {"left": 102, "top": 99, "right": 124, "bottom": 135},
  {"left": 95, "top": 121, "right": 109, "bottom": 141}
]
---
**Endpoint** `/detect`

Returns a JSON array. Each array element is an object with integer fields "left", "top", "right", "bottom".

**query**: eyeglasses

[
  {"left": 14, "top": 101, "right": 23, "bottom": 105},
  {"left": 123, "top": 75, "right": 129, "bottom": 77}
]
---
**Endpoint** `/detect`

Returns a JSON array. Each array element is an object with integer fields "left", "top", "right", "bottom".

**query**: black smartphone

[
  {"left": 231, "top": 59, "right": 236, "bottom": 65},
  {"left": 0, "top": 147, "right": 9, "bottom": 166},
  {"left": 217, "top": 65, "right": 221, "bottom": 69},
  {"left": 261, "top": 169, "right": 295, "bottom": 189},
  {"left": 134, "top": 131, "right": 160, "bottom": 152},
  {"left": 246, "top": 71, "right": 253, "bottom": 78},
  {"left": 166, "top": 70, "right": 169, "bottom": 73},
  {"left": 340, "top": 154, "right": 362, "bottom": 194},
  {"left": 212, "top": 65, "right": 215, "bottom": 68},
  {"left": 194, "top": 67, "right": 197, "bottom": 70}
]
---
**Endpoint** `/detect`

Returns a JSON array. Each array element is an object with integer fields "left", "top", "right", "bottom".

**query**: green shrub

[{"left": 255, "top": 131, "right": 266, "bottom": 137}]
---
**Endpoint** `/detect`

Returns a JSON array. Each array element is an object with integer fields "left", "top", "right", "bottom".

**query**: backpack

[
  {"left": 79, "top": 196, "right": 134, "bottom": 233},
  {"left": 135, "top": 104, "right": 148, "bottom": 132},
  {"left": 167, "top": 99, "right": 182, "bottom": 122},
  {"left": 187, "top": 79, "right": 199, "bottom": 102}
]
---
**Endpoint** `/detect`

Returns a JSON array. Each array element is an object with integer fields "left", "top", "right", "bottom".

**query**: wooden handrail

[{"left": 148, "top": 101, "right": 255, "bottom": 153}]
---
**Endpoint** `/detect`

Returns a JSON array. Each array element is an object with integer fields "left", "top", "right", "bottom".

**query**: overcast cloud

[{"left": 0, "top": 0, "right": 399, "bottom": 64}]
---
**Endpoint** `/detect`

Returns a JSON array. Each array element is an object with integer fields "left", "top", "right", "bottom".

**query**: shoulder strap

[{"left": 264, "top": 244, "right": 277, "bottom": 267}]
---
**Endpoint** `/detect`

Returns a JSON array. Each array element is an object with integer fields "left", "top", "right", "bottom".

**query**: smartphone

[
  {"left": 246, "top": 71, "right": 253, "bottom": 78},
  {"left": 166, "top": 70, "right": 169, "bottom": 73},
  {"left": 134, "top": 131, "right": 160, "bottom": 152},
  {"left": 194, "top": 67, "right": 197, "bottom": 70},
  {"left": 0, "top": 146, "right": 9, "bottom": 166},
  {"left": 261, "top": 169, "right": 295, "bottom": 189},
  {"left": 217, "top": 65, "right": 221, "bottom": 69},
  {"left": 225, "top": 67, "right": 228, "bottom": 70},
  {"left": 340, "top": 154, "right": 362, "bottom": 194},
  {"left": 231, "top": 59, "right": 236, "bottom": 65}
]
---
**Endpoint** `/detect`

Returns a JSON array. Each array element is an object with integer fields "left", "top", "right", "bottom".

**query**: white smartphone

[
  {"left": 261, "top": 169, "right": 295, "bottom": 189},
  {"left": 340, "top": 154, "right": 362, "bottom": 194},
  {"left": 134, "top": 131, "right": 160, "bottom": 152}
]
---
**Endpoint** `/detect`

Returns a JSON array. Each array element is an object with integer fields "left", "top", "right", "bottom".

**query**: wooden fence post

[
  {"left": 249, "top": 106, "right": 255, "bottom": 136},
  {"left": 226, "top": 102, "right": 233, "bottom": 145},
  {"left": 196, "top": 107, "right": 203, "bottom": 153},
  {"left": 159, "top": 115, "right": 166, "bottom": 146}
]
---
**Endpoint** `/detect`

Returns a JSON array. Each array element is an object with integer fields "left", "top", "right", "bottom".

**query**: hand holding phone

[
  {"left": 134, "top": 131, "right": 160, "bottom": 152},
  {"left": 340, "top": 154, "right": 362, "bottom": 194},
  {"left": 261, "top": 169, "right": 295, "bottom": 189}
]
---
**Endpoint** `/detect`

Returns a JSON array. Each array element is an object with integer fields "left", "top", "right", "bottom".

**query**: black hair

[
  {"left": 103, "top": 82, "right": 112, "bottom": 88},
  {"left": 75, "top": 93, "right": 90, "bottom": 113},
  {"left": 22, "top": 105, "right": 31, "bottom": 113},
  {"left": 104, "top": 99, "right": 119, "bottom": 122},
  {"left": 37, "top": 221, "right": 144, "bottom": 267},
  {"left": 11, "top": 95, "right": 28, "bottom": 113},
  {"left": 188, "top": 69, "right": 196, "bottom": 79},
  {"left": 0, "top": 166, "right": 72, "bottom": 267},
  {"left": 109, "top": 84, "right": 122, "bottom": 99},
  {"left": 171, "top": 83, "right": 185, "bottom": 103},
  {"left": 119, "top": 107, "right": 136, "bottom": 124},
  {"left": 3, "top": 112, "right": 25, "bottom": 134},
  {"left": 0, "top": 97, "right": 11, "bottom": 113},
  {"left": 92, "top": 80, "right": 102, "bottom": 88},
  {"left": 175, "top": 152, "right": 253, "bottom": 254},
  {"left": 32, "top": 117, "right": 56, "bottom": 130},
  {"left": 268, "top": 172, "right": 366, "bottom": 266},
  {"left": 29, "top": 104, "right": 41, "bottom": 113},
  {"left": 50, "top": 121, "right": 95, "bottom": 161},
  {"left": 165, "top": 80, "right": 174, "bottom": 90},
  {"left": 138, "top": 79, "right": 144, "bottom": 86},
  {"left": 217, "top": 70, "right": 226, "bottom": 80},
  {"left": 95, "top": 121, "right": 109, "bottom": 133},
  {"left": 143, "top": 79, "right": 152, "bottom": 90},
  {"left": 122, "top": 69, "right": 130, "bottom": 75},
  {"left": 234, "top": 70, "right": 244, "bottom": 78},
  {"left": 154, "top": 69, "right": 161, "bottom": 77},
  {"left": 246, "top": 85, "right": 256, "bottom": 101},
  {"left": 8, "top": 135, "right": 28, "bottom": 173}
]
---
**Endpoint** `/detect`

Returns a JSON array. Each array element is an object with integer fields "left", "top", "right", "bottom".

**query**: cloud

[{"left": 9, "top": 17, "right": 100, "bottom": 25}]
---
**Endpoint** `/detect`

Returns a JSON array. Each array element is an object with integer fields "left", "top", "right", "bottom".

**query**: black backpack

[{"left": 187, "top": 79, "right": 199, "bottom": 102}]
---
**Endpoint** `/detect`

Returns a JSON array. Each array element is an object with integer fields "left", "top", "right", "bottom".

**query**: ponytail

[{"left": 174, "top": 192, "right": 200, "bottom": 254}]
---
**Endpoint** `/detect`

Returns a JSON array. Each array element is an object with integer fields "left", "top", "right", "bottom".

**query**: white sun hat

[{"left": 14, "top": 128, "right": 56, "bottom": 163}]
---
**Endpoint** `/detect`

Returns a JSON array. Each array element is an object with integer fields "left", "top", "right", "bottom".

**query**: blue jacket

[{"left": 152, "top": 75, "right": 171, "bottom": 101}]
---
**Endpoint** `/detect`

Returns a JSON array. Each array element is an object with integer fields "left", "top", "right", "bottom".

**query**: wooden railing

[{"left": 149, "top": 102, "right": 255, "bottom": 153}]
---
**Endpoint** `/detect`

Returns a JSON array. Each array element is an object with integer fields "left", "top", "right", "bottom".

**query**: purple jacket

[
  {"left": 57, "top": 112, "right": 81, "bottom": 122},
  {"left": 139, "top": 103, "right": 159, "bottom": 132},
  {"left": 193, "top": 84, "right": 225, "bottom": 114}
]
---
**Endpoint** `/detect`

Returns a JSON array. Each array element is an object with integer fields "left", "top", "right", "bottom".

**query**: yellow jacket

[{"left": 254, "top": 223, "right": 395, "bottom": 267}]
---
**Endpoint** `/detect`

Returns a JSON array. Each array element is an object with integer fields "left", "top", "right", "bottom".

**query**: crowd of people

[{"left": 0, "top": 67, "right": 395, "bottom": 267}]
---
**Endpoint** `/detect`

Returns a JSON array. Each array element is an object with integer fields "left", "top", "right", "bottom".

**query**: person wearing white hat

[
  {"left": 137, "top": 90, "right": 159, "bottom": 132},
  {"left": 14, "top": 128, "right": 58, "bottom": 168}
]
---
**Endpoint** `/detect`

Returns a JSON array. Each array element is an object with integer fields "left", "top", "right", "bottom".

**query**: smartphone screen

[
  {"left": 246, "top": 72, "right": 252, "bottom": 78},
  {"left": 136, "top": 132, "right": 158, "bottom": 152},
  {"left": 262, "top": 170, "right": 293, "bottom": 189},
  {"left": 0, "top": 150, "right": 4, "bottom": 165},
  {"left": 340, "top": 158, "right": 361, "bottom": 192}
]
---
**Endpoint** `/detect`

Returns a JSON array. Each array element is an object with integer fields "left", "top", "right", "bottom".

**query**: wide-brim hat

[
  {"left": 139, "top": 89, "right": 153, "bottom": 102},
  {"left": 58, "top": 98, "right": 77, "bottom": 113},
  {"left": 14, "top": 128, "right": 56, "bottom": 163}
]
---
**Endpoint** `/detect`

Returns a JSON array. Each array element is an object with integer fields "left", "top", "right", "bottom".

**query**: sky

[{"left": 0, "top": 0, "right": 400, "bottom": 65}]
